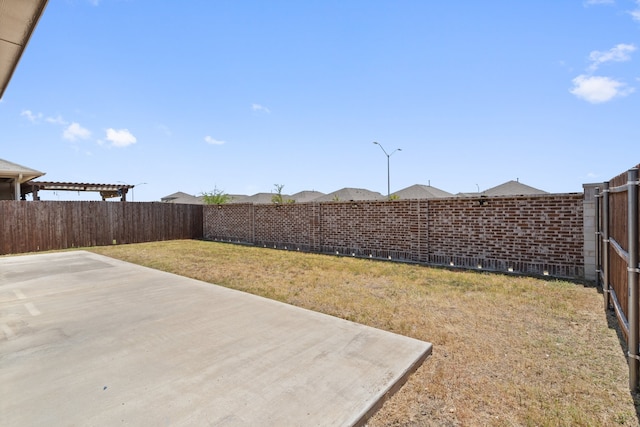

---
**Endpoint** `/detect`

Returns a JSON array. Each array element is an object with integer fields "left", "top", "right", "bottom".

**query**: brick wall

[
  {"left": 203, "top": 193, "right": 585, "bottom": 279},
  {"left": 427, "top": 195, "right": 584, "bottom": 278}
]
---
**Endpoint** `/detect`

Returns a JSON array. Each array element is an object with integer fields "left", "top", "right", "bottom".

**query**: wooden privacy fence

[
  {"left": 596, "top": 165, "right": 640, "bottom": 390},
  {"left": 0, "top": 201, "right": 203, "bottom": 255}
]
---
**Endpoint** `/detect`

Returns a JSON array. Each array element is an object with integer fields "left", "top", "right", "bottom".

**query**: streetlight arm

[
  {"left": 372, "top": 141, "right": 402, "bottom": 199},
  {"left": 373, "top": 141, "right": 389, "bottom": 156}
]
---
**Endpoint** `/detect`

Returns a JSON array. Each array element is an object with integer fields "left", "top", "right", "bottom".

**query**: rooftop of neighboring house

[
  {"left": 161, "top": 192, "right": 204, "bottom": 205},
  {"left": 312, "top": 187, "right": 386, "bottom": 202},
  {"left": 482, "top": 180, "right": 548, "bottom": 196},
  {"left": 456, "top": 180, "right": 547, "bottom": 197},
  {"left": 393, "top": 184, "right": 453, "bottom": 200},
  {"left": 239, "top": 192, "right": 284, "bottom": 204},
  {"left": 161, "top": 179, "right": 550, "bottom": 205},
  {"left": 290, "top": 190, "right": 325, "bottom": 203}
]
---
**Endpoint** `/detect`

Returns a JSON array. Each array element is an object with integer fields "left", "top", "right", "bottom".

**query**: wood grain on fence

[{"left": 0, "top": 201, "right": 203, "bottom": 255}]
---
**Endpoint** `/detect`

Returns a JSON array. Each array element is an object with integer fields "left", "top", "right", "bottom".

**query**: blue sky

[{"left": 2, "top": 0, "right": 640, "bottom": 201}]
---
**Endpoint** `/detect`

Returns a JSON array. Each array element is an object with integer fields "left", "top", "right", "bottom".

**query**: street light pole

[
  {"left": 131, "top": 182, "right": 147, "bottom": 202},
  {"left": 373, "top": 141, "right": 402, "bottom": 199},
  {"left": 117, "top": 181, "right": 147, "bottom": 202}
]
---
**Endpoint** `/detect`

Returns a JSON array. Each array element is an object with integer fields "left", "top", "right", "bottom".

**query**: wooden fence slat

[{"left": 0, "top": 201, "right": 203, "bottom": 256}]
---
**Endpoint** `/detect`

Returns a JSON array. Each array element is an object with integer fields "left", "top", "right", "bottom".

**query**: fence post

[
  {"left": 628, "top": 168, "right": 639, "bottom": 391},
  {"left": 595, "top": 187, "right": 601, "bottom": 290},
  {"left": 603, "top": 182, "right": 611, "bottom": 310}
]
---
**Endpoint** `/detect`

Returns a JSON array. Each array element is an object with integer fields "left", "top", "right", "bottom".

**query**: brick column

[{"left": 582, "top": 183, "right": 598, "bottom": 282}]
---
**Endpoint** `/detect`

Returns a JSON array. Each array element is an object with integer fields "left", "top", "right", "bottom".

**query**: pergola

[
  {"left": 2, "top": 4, "right": 133, "bottom": 203},
  {"left": 21, "top": 181, "right": 134, "bottom": 201}
]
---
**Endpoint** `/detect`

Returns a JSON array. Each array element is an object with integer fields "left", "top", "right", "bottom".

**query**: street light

[
  {"left": 372, "top": 141, "right": 402, "bottom": 199},
  {"left": 117, "top": 181, "right": 147, "bottom": 202}
]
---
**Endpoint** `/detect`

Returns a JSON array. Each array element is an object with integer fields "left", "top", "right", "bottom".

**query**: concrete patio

[{"left": 0, "top": 250, "right": 431, "bottom": 426}]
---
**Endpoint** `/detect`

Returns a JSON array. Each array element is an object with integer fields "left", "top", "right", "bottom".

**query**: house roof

[
  {"left": 290, "top": 190, "right": 324, "bottom": 203},
  {"left": 241, "top": 192, "right": 288, "bottom": 204},
  {"left": 313, "top": 188, "right": 385, "bottom": 202},
  {"left": 227, "top": 194, "right": 249, "bottom": 203},
  {"left": 483, "top": 180, "right": 547, "bottom": 196},
  {"left": 163, "top": 181, "right": 549, "bottom": 205},
  {"left": 0, "top": 157, "right": 45, "bottom": 183},
  {"left": 0, "top": 0, "right": 49, "bottom": 99},
  {"left": 161, "top": 192, "right": 204, "bottom": 205},
  {"left": 394, "top": 184, "right": 452, "bottom": 199}
]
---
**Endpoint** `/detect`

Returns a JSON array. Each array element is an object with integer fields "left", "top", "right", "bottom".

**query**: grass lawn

[{"left": 89, "top": 240, "right": 639, "bottom": 426}]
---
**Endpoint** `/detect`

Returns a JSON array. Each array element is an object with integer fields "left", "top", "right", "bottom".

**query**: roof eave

[{"left": 0, "top": 0, "right": 49, "bottom": 99}]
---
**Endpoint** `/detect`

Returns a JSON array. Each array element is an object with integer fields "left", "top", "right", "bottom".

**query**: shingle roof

[
  {"left": 483, "top": 180, "right": 547, "bottom": 196},
  {"left": 160, "top": 192, "right": 204, "bottom": 205},
  {"left": 242, "top": 192, "right": 288, "bottom": 204},
  {"left": 313, "top": 188, "right": 385, "bottom": 202},
  {"left": 290, "top": 190, "right": 324, "bottom": 203},
  {"left": 394, "top": 184, "right": 452, "bottom": 200},
  {"left": 227, "top": 194, "right": 249, "bottom": 203}
]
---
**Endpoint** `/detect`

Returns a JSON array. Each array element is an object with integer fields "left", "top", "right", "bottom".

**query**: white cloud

[
  {"left": 105, "top": 128, "right": 137, "bottom": 147},
  {"left": 588, "top": 43, "right": 636, "bottom": 71},
  {"left": 584, "top": 0, "right": 614, "bottom": 5},
  {"left": 63, "top": 122, "right": 92, "bottom": 141},
  {"left": 251, "top": 103, "right": 271, "bottom": 113},
  {"left": 21, "top": 109, "right": 42, "bottom": 123},
  {"left": 570, "top": 74, "right": 634, "bottom": 103},
  {"left": 204, "top": 135, "right": 226, "bottom": 145},
  {"left": 20, "top": 110, "right": 71, "bottom": 126},
  {"left": 45, "top": 115, "right": 67, "bottom": 125},
  {"left": 631, "top": 1, "right": 640, "bottom": 21}
]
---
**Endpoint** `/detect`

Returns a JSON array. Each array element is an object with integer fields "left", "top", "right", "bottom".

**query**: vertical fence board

[
  {"left": 597, "top": 164, "right": 640, "bottom": 391},
  {"left": 0, "top": 201, "right": 203, "bottom": 256}
]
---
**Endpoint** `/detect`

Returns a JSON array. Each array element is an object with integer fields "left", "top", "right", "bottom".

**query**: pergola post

[{"left": 14, "top": 174, "right": 22, "bottom": 200}]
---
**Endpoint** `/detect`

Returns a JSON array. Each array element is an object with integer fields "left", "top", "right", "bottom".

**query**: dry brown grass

[{"left": 88, "top": 240, "right": 640, "bottom": 426}]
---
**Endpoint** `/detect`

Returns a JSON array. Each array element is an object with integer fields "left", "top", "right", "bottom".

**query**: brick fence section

[{"left": 203, "top": 193, "right": 585, "bottom": 279}]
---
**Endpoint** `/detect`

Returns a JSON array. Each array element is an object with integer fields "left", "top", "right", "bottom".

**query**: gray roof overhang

[{"left": 0, "top": 0, "right": 48, "bottom": 99}]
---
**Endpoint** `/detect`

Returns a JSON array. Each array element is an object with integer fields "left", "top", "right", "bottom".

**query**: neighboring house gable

[
  {"left": 227, "top": 194, "right": 249, "bottom": 203},
  {"left": 242, "top": 192, "right": 289, "bottom": 204},
  {"left": 313, "top": 188, "right": 385, "bottom": 202},
  {"left": 483, "top": 180, "right": 547, "bottom": 196},
  {"left": 161, "top": 191, "right": 204, "bottom": 205},
  {"left": 290, "top": 190, "right": 324, "bottom": 203},
  {"left": 394, "top": 184, "right": 452, "bottom": 200}
]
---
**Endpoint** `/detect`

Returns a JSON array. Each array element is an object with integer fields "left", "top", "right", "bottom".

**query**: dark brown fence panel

[
  {"left": 0, "top": 201, "right": 203, "bottom": 255},
  {"left": 597, "top": 163, "right": 640, "bottom": 391},
  {"left": 608, "top": 174, "right": 629, "bottom": 333}
]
